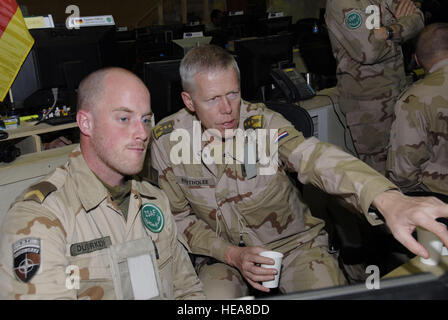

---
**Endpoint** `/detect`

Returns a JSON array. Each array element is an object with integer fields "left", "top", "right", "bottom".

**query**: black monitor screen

[
  {"left": 224, "top": 14, "right": 256, "bottom": 38},
  {"left": 235, "top": 33, "right": 294, "bottom": 101},
  {"left": 30, "top": 26, "right": 116, "bottom": 91},
  {"left": 143, "top": 59, "right": 184, "bottom": 122},
  {"left": 257, "top": 16, "right": 292, "bottom": 36}
]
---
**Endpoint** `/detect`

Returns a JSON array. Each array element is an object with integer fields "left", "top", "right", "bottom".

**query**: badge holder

[{"left": 108, "top": 238, "right": 163, "bottom": 300}]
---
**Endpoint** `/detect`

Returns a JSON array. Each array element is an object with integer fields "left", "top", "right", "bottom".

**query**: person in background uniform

[
  {"left": 0, "top": 67, "right": 205, "bottom": 300},
  {"left": 150, "top": 44, "right": 448, "bottom": 299},
  {"left": 206, "top": 9, "right": 225, "bottom": 32},
  {"left": 387, "top": 23, "right": 448, "bottom": 196},
  {"left": 325, "top": 0, "right": 424, "bottom": 174}
]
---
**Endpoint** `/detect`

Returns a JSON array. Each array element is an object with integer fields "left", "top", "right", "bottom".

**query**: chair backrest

[{"left": 264, "top": 100, "right": 314, "bottom": 138}]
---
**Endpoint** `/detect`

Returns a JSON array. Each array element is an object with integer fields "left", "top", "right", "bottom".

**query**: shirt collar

[{"left": 67, "top": 146, "right": 154, "bottom": 211}]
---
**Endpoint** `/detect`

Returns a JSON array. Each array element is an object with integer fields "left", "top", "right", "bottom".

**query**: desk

[
  {"left": 384, "top": 255, "right": 448, "bottom": 279},
  {"left": 3, "top": 120, "right": 78, "bottom": 153},
  {"left": 0, "top": 122, "right": 78, "bottom": 223},
  {"left": 299, "top": 87, "right": 356, "bottom": 156}
]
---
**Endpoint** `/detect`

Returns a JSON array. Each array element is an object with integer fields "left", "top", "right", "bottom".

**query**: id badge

[{"left": 108, "top": 238, "right": 163, "bottom": 300}]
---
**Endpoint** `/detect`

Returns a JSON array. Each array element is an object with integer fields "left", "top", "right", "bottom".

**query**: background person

[
  {"left": 387, "top": 23, "right": 448, "bottom": 196},
  {"left": 325, "top": 0, "right": 424, "bottom": 174}
]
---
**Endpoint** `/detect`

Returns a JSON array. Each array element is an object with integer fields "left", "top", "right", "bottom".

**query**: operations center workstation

[{"left": 1, "top": 0, "right": 448, "bottom": 301}]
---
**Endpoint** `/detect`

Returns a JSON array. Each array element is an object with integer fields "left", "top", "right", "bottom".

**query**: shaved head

[
  {"left": 416, "top": 23, "right": 448, "bottom": 71},
  {"left": 76, "top": 67, "right": 152, "bottom": 186},
  {"left": 77, "top": 67, "right": 146, "bottom": 112}
]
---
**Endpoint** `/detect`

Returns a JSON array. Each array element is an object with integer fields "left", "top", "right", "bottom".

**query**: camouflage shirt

[
  {"left": 0, "top": 146, "right": 205, "bottom": 300},
  {"left": 325, "top": 0, "right": 424, "bottom": 100},
  {"left": 387, "top": 59, "right": 448, "bottom": 195},
  {"left": 150, "top": 101, "right": 397, "bottom": 262}
]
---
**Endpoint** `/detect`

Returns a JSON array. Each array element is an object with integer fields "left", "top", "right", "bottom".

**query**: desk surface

[
  {"left": 4, "top": 121, "right": 78, "bottom": 141},
  {"left": 384, "top": 255, "right": 448, "bottom": 279}
]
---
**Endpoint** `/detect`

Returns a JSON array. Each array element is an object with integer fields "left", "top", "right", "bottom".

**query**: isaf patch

[
  {"left": 13, "top": 238, "right": 41, "bottom": 283},
  {"left": 345, "top": 11, "right": 363, "bottom": 30}
]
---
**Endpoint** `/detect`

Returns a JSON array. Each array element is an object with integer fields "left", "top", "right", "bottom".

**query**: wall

[
  {"left": 18, "top": 0, "right": 326, "bottom": 29},
  {"left": 19, "top": 0, "right": 178, "bottom": 28},
  {"left": 267, "top": 0, "right": 326, "bottom": 22}
]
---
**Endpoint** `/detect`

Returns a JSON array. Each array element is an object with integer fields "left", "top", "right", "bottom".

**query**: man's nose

[
  {"left": 134, "top": 120, "right": 150, "bottom": 141},
  {"left": 219, "top": 97, "right": 232, "bottom": 114}
]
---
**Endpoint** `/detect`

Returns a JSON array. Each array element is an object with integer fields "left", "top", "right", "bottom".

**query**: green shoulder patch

[
  {"left": 345, "top": 11, "right": 363, "bottom": 30},
  {"left": 153, "top": 120, "right": 174, "bottom": 140},
  {"left": 244, "top": 115, "right": 264, "bottom": 130},
  {"left": 23, "top": 181, "right": 57, "bottom": 204}
]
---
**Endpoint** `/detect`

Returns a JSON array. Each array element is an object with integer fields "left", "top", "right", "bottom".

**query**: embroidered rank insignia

[
  {"left": 244, "top": 115, "right": 263, "bottom": 130},
  {"left": 153, "top": 120, "right": 174, "bottom": 140},
  {"left": 13, "top": 238, "right": 41, "bottom": 283},
  {"left": 23, "top": 181, "right": 57, "bottom": 204}
]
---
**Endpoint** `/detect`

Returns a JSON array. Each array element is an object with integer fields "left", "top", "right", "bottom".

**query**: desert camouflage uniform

[
  {"left": 0, "top": 146, "right": 205, "bottom": 300},
  {"left": 325, "top": 0, "right": 424, "bottom": 174},
  {"left": 387, "top": 58, "right": 448, "bottom": 195},
  {"left": 150, "top": 101, "right": 397, "bottom": 299}
]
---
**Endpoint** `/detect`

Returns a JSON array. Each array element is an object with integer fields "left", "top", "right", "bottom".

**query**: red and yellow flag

[{"left": 0, "top": 0, "right": 34, "bottom": 102}]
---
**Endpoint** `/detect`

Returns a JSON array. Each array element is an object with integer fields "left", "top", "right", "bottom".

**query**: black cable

[{"left": 315, "top": 94, "right": 359, "bottom": 157}]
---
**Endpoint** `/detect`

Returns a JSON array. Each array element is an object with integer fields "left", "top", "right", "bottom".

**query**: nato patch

[
  {"left": 13, "top": 238, "right": 41, "bottom": 283},
  {"left": 70, "top": 236, "right": 112, "bottom": 256},
  {"left": 345, "top": 11, "right": 363, "bottom": 30}
]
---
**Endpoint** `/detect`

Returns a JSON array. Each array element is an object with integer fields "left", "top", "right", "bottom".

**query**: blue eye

[
  {"left": 142, "top": 116, "right": 153, "bottom": 126},
  {"left": 120, "top": 117, "right": 128, "bottom": 122}
]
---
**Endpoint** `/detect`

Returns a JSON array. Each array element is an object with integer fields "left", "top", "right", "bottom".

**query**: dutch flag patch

[{"left": 275, "top": 131, "right": 289, "bottom": 143}]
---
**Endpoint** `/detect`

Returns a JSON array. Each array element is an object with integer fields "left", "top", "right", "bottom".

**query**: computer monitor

[
  {"left": 234, "top": 33, "right": 294, "bottom": 101},
  {"left": 224, "top": 14, "right": 256, "bottom": 39},
  {"left": 262, "top": 272, "right": 448, "bottom": 300},
  {"left": 256, "top": 16, "right": 292, "bottom": 36},
  {"left": 143, "top": 59, "right": 184, "bottom": 122},
  {"left": 21, "top": 26, "right": 117, "bottom": 110},
  {"left": 172, "top": 36, "right": 212, "bottom": 56}
]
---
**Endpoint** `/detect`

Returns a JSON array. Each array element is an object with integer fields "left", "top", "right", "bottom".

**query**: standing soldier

[
  {"left": 387, "top": 23, "right": 448, "bottom": 195},
  {"left": 325, "top": 0, "right": 424, "bottom": 174},
  {"left": 0, "top": 68, "right": 205, "bottom": 300},
  {"left": 150, "top": 44, "right": 448, "bottom": 299}
]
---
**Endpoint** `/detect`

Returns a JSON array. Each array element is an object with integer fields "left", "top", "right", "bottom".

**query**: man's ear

[
  {"left": 77, "top": 110, "right": 93, "bottom": 137},
  {"left": 181, "top": 91, "right": 195, "bottom": 113}
]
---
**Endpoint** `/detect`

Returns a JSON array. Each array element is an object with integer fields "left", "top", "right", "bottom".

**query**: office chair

[{"left": 263, "top": 100, "right": 314, "bottom": 138}]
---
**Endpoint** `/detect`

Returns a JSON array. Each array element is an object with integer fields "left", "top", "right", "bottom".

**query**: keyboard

[{"left": 43, "top": 115, "right": 76, "bottom": 126}]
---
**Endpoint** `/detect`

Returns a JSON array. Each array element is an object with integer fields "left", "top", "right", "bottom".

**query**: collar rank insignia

[
  {"left": 153, "top": 120, "right": 174, "bottom": 140},
  {"left": 244, "top": 115, "right": 263, "bottom": 130}
]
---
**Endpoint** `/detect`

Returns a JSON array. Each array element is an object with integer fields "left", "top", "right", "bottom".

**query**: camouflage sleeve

[
  {"left": 325, "top": 0, "right": 398, "bottom": 65},
  {"left": 150, "top": 137, "right": 231, "bottom": 262},
  {"left": 388, "top": 5, "right": 424, "bottom": 43},
  {"left": 162, "top": 195, "right": 205, "bottom": 299},
  {"left": 0, "top": 201, "right": 75, "bottom": 300},
  {"left": 269, "top": 110, "right": 397, "bottom": 216},
  {"left": 386, "top": 95, "right": 429, "bottom": 192}
]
